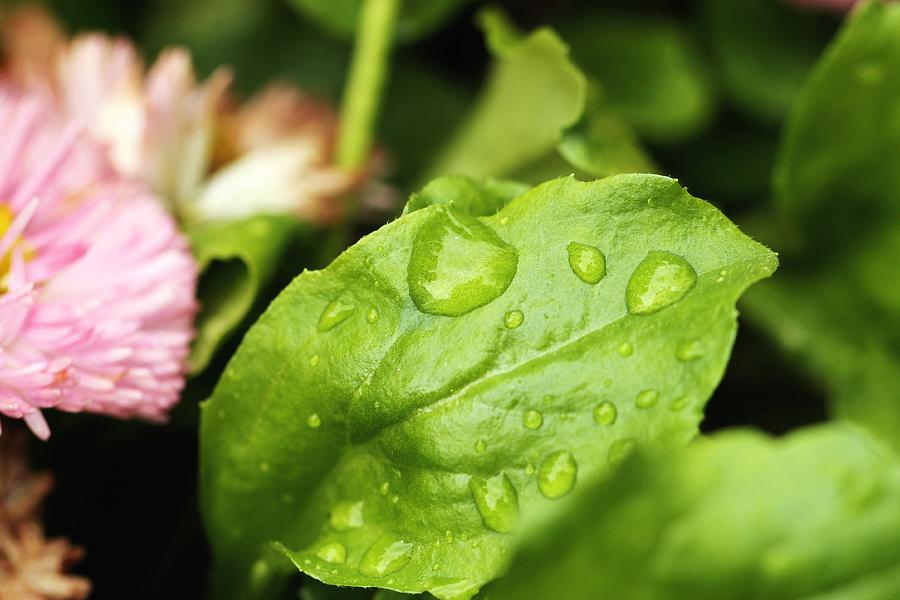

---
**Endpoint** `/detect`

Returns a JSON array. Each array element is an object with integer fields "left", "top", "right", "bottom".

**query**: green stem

[{"left": 335, "top": 0, "right": 399, "bottom": 170}]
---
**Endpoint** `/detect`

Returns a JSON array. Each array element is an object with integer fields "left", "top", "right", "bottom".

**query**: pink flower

[{"left": 0, "top": 88, "right": 197, "bottom": 440}]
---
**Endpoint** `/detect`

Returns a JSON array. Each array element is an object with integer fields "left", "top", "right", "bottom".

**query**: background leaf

[
  {"left": 487, "top": 424, "right": 900, "bottom": 600},
  {"left": 201, "top": 174, "right": 775, "bottom": 599}
]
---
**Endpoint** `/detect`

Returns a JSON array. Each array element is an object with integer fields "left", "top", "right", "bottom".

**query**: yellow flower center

[{"left": 0, "top": 205, "right": 34, "bottom": 287}]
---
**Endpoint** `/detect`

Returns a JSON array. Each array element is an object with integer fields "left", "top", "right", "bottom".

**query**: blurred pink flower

[
  {"left": 786, "top": 0, "right": 858, "bottom": 12},
  {"left": 0, "top": 89, "right": 197, "bottom": 439},
  {"left": 0, "top": 6, "right": 364, "bottom": 225}
]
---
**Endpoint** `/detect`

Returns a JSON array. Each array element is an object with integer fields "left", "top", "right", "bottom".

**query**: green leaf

[
  {"left": 286, "top": 0, "right": 474, "bottom": 43},
  {"left": 559, "top": 12, "right": 716, "bottom": 144},
  {"left": 188, "top": 215, "right": 300, "bottom": 373},
  {"left": 487, "top": 424, "right": 900, "bottom": 600},
  {"left": 402, "top": 175, "right": 528, "bottom": 217},
  {"left": 201, "top": 174, "right": 776, "bottom": 599},
  {"left": 425, "top": 12, "right": 587, "bottom": 180},
  {"left": 701, "top": 0, "right": 833, "bottom": 125},
  {"left": 774, "top": 0, "right": 900, "bottom": 238}
]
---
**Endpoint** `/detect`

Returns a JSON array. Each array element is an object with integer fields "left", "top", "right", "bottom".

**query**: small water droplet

[
  {"left": 525, "top": 463, "right": 536, "bottom": 476},
  {"left": 608, "top": 438, "right": 637, "bottom": 466},
  {"left": 308, "top": 354, "right": 320, "bottom": 367},
  {"left": 523, "top": 409, "right": 543, "bottom": 430},
  {"left": 445, "top": 530, "right": 454, "bottom": 543},
  {"left": 366, "top": 307, "right": 380, "bottom": 323},
  {"left": 316, "top": 542, "right": 347, "bottom": 565},
  {"left": 617, "top": 342, "right": 633, "bottom": 357},
  {"left": 567, "top": 242, "right": 606, "bottom": 284},
  {"left": 593, "top": 401, "right": 617, "bottom": 425},
  {"left": 635, "top": 389, "right": 659, "bottom": 409},
  {"left": 331, "top": 501, "right": 364, "bottom": 531},
  {"left": 670, "top": 396, "right": 691, "bottom": 412},
  {"left": 538, "top": 451, "right": 578, "bottom": 499},
  {"left": 469, "top": 473, "right": 520, "bottom": 533},
  {"left": 499, "top": 216, "right": 510, "bottom": 225},
  {"left": 504, "top": 309, "right": 524, "bottom": 329},
  {"left": 408, "top": 208, "right": 518, "bottom": 317},
  {"left": 474, "top": 439, "right": 487, "bottom": 453},
  {"left": 675, "top": 339, "right": 704, "bottom": 362},
  {"left": 318, "top": 298, "right": 355, "bottom": 332},
  {"left": 307, "top": 413, "right": 321, "bottom": 428},
  {"left": 626, "top": 251, "right": 696, "bottom": 315},
  {"left": 379, "top": 482, "right": 390, "bottom": 495},
  {"left": 390, "top": 495, "right": 399, "bottom": 504},
  {"left": 359, "top": 537, "right": 413, "bottom": 577}
]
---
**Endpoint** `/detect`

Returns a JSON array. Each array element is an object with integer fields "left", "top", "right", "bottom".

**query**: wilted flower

[
  {"left": 0, "top": 5, "right": 364, "bottom": 225},
  {"left": 0, "top": 89, "right": 197, "bottom": 439}
]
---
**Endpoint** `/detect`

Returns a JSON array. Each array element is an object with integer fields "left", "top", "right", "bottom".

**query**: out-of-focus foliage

[{"left": 488, "top": 424, "right": 900, "bottom": 600}]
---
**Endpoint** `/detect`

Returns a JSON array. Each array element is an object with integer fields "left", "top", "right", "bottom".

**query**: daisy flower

[{"left": 0, "top": 88, "right": 197, "bottom": 439}]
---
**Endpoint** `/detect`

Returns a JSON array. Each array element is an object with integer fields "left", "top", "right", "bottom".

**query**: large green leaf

[
  {"left": 201, "top": 174, "right": 776, "bottom": 599},
  {"left": 701, "top": 0, "right": 834, "bottom": 125},
  {"left": 559, "top": 12, "right": 716, "bottom": 144},
  {"left": 774, "top": 0, "right": 900, "bottom": 239},
  {"left": 188, "top": 215, "right": 300, "bottom": 373},
  {"left": 286, "top": 0, "right": 474, "bottom": 42},
  {"left": 487, "top": 424, "right": 900, "bottom": 600}
]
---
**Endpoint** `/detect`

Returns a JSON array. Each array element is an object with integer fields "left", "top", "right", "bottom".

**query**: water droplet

[
  {"left": 308, "top": 354, "right": 320, "bottom": 367},
  {"left": 366, "top": 307, "right": 380, "bottom": 323},
  {"left": 675, "top": 339, "right": 704, "bottom": 362},
  {"left": 318, "top": 298, "right": 355, "bottom": 332},
  {"left": 538, "top": 451, "right": 578, "bottom": 499},
  {"left": 359, "top": 537, "right": 413, "bottom": 577},
  {"left": 316, "top": 542, "right": 347, "bottom": 565},
  {"left": 379, "top": 482, "right": 390, "bottom": 495},
  {"left": 525, "top": 463, "right": 536, "bottom": 476},
  {"left": 408, "top": 208, "right": 518, "bottom": 316},
  {"left": 626, "top": 251, "right": 696, "bottom": 315},
  {"left": 608, "top": 438, "right": 637, "bottom": 466},
  {"left": 499, "top": 216, "right": 510, "bottom": 225},
  {"left": 617, "top": 342, "right": 633, "bottom": 357},
  {"left": 469, "top": 473, "right": 520, "bottom": 533},
  {"left": 307, "top": 413, "right": 321, "bottom": 428},
  {"left": 504, "top": 309, "right": 524, "bottom": 329},
  {"left": 593, "top": 401, "right": 617, "bottom": 425},
  {"left": 331, "top": 501, "right": 364, "bottom": 531},
  {"left": 566, "top": 242, "right": 606, "bottom": 284},
  {"left": 474, "top": 439, "right": 487, "bottom": 453},
  {"left": 635, "top": 389, "right": 659, "bottom": 409},
  {"left": 522, "top": 409, "right": 543, "bottom": 430},
  {"left": 670, "top": 396, "right": 691, "bottom": 412}
]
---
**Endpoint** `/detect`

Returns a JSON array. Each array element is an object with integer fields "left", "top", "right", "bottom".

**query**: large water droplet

[
  {"left": 504, "top": 309, "right": 524, "bottom": 329},
  {"left": 316, "top": 542, "right": 347, "bottom": 565},
  {"left": 635, "top": 389, "right": 659, "bottom": 409},
  {"left": 538, "top": 451, "right": 578, "bottom": 499},
  {"left": 523, "top": 409, "right": 543, "bottom": 430},
  {"left": 408, "top": 208, "right": 518, "bottom": 317},
  {"left": 318, "top": 298, "right": 355, "bottom": 331},
  {"left": 608, "top": 438, "right": 637, "bottom": 466},
  {"left": 359, "top": 537, "right": 414, "bottom": 577},
  {"left": 469, "top": 473, "right": 520, "bottom": 533},
  {"left": 330, "top": 501, "right": 364, "bottom": 531},
  {"left": 567, "top": 242, "right": 606, "bottom": 284},
  {"left": 593, "top": 401, "right": 617, "bottom": 425},
  {"left": 626, "top": 251, "right": 696, "bottom": 315},
  {"left": 675, "top": 339, "right": 704, "bottom": 362}
]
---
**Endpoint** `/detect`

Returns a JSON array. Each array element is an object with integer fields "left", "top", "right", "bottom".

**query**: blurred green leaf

[
  {"left": 188, "top": 215, "right": 300, "bottom": 374},
  {"left": 487, "top": 424, "right": 900, "bottom": 599},
  {"left": 200, "top": 174, "right": 775, "bottom": 599},
  {"left": 285, "top": 0, "right": 475, "bottom": 42},
  {"left": 559, "top": 12, "right": 717, "bottom": 144},
  {"left": 702, "top": 0, "right": 834, "bottom": 125}
]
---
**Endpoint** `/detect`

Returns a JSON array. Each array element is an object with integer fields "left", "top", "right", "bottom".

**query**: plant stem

[{"left": 335, "top": 0, "right": 399, "bottom": 170}]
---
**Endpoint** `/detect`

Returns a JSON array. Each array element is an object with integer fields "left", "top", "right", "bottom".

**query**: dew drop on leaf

[
  {"left": 316, "top": 542, "right": 347, "bottom": 565},
  {"left": 525, "top": 463, "right": 536, "bottom": 476},
  {"left": 359, "top": 537, "right": 414, "bottom": 577},
  {"left": 318, "top": 298, "right": 355, "bottom": 332},
  {"left": 469, "top": 473, "right": 520, "bottom": 533},
  {"left": 538, "top": 451, "right": 578, "bottom": 499},
  {"left": 566, "top": 242, "right": 606, "bottom": 284},
  {"left": 523, "top": 409, "right": 543, "bottom": 430},
  {"left": 474, "top": 439, "right": 487, "bottom": 453},
  {"left": 617, "top": 342, "right": 634, "bottom": 357},
  {"left": 366, "top": 307, "right": 380, "bottom": 324},
  {"left": 504, "top": 309, "right": 525, "bottom": 329},
  {"left": 407, "top": 208, "right": 518, "bottom": 317},
  {"left": 593, "top": 401, "right": 618, "bottom": 425},
  {"left": 626, "top": 251, "right": 696, "bottom": 315},
  {"left": 635, "top": 389, "right": 659, "bottom": 409},
  {"left": 670, "top": 396, "right": 691, "bottom": 412},
  {"left": 308, "top": 354, "right": 320, "bottom": 367},
  {"left": 330, "top": 501, "right": 365, "bottom": 531},
  {"left": 675, "top": 339, "right": 705, "bottom": 362},
  {"left": 307, "top": 413, "right": 322, "bottom": 428}
]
